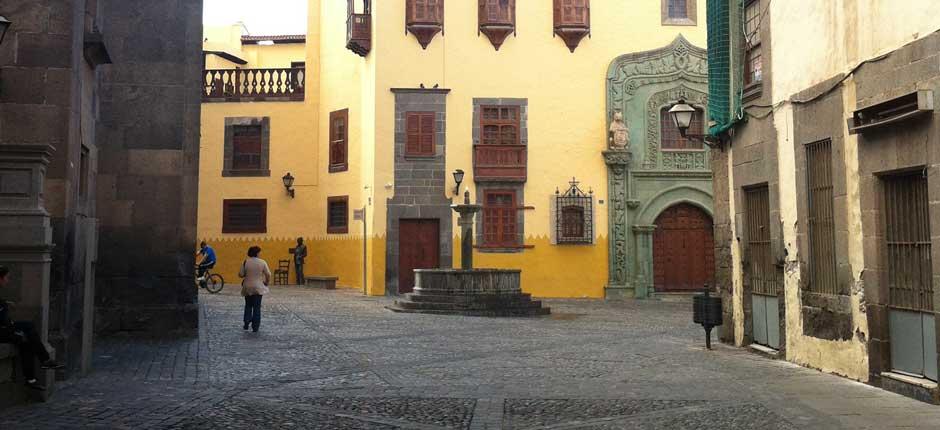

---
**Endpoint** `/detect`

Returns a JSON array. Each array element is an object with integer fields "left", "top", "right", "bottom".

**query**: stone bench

[{"left": 304, "top": 276, "right": 338, "bottom": 290}]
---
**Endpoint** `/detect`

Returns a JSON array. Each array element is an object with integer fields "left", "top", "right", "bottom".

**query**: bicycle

[{"left": 196, "top": 265, "right": 225, "bottom": 294}]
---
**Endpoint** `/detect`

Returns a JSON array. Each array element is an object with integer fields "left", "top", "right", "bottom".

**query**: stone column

[
  {"left": 604, "top": 150, "right": 633, "bottom": 299},
  {"left": 0, "top": 144, "right": 56, "bottom": 392},
  {"left": 633, "top": 225, "right": 657, "bottom": 299}
]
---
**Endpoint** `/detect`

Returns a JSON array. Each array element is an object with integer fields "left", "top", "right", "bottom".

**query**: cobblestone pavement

[{"left": 4, "top": 285, "right": 940, "bottom": 429}]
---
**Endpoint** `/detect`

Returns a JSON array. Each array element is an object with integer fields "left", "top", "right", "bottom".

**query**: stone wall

[{"left": 93, "top": 0, "right": 203, "bottom": 333}]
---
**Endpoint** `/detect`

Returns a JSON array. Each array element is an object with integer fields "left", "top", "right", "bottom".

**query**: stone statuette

[{"left": 608, "top": 111, "right": 630, "bottom": 150}]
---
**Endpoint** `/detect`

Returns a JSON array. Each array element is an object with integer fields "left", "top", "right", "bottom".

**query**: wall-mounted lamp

[
  {"left": 452, "top": 169, "right": 465, "bottom": 197},
  {"left": 0, "top": 16, "right": 12, "bottom": 46},
  {"left": 282, "top": 172, "right": 295, "bottom": 198},
  {"left": 668, "top": 99, "right": 719, "bottom": 148}
]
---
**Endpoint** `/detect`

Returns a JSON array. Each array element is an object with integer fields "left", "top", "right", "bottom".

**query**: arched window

[{"left": 660, "top": 106, "right": 704, "bottom": 150}]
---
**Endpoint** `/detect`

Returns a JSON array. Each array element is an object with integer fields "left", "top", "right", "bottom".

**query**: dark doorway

[
  {"left": 398, "top": 219, "right": 441, "bottom": 294},
  {"left": 653, "top": 203, "right": 715, "bottom": 292}
]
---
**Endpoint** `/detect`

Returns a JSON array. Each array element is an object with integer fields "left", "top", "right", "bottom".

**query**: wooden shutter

[
  {"left": 223, "top": 199, "right": 267, "bottom": 233},
  {"left": 232, "top": 125, "right": 263, "bottom": 170},
  {"left": 329, "top": 109, "right": 348, "bottom": 172},
  {"left": 409, "top": 0, "right": 442, "bottom": 23},
  {"left": 561, "top": 206, "right": 585, "bottom": 238},
  {"left": 481, "top": 0, "right": 513, "bottom": 24},
  {"left": 483, "top": 190, "right": 517, "bottom": 247},
  {"left": 327, "top": 196, "right": 349, "bottom": 234},
  {"left": 480, "top": 106, "right": 520, "bottom": 145},
  {"left": 405, "top": 112, "right": 435, "bottom": 156},
  {"left": 555, "top": 0, "right": 589, "bottom": 26}
]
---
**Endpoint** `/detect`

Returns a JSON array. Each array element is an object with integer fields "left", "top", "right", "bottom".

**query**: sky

[{"left": 203, "top": 0, "right": 308, "bottom": 36}]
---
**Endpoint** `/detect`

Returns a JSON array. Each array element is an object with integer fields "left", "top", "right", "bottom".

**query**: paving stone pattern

[{"left": 3, "top": 286, "right": 940, "bottom": 429}]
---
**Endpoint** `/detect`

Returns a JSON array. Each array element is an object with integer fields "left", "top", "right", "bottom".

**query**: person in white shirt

[{"left": 238, "top": 246, "right": 271, "bottom": 332}]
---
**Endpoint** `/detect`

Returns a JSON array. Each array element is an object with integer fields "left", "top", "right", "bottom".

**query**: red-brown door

[
  {"left": 399, "top": 219, "right": 440, "bottom": 294},
  {"left": 653, "top": 204, "right": 715, "bottom": 292}
]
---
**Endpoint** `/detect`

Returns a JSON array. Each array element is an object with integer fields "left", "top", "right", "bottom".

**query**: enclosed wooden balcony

[
  {"left": 553, "top": 0, "right": 590, "bottom": 52},
  {"left": 346, "top": 0, "right": 372, "bottom": 56},
  {"left": 479, "top": 0, "right": 516, "bottom": 50},
  {"left": 203, "top": 68, "right": 305, "bottom": 102},
  {"left": 406, "top": 0, "right": 444, "bottom": 49},
  {"left": 473, "top": 144, "right": 527, "bottom": 182}
]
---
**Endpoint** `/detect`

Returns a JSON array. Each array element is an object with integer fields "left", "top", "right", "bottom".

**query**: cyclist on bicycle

[{"left": 196, "top": 241, "right": 217, "bottom": 282}]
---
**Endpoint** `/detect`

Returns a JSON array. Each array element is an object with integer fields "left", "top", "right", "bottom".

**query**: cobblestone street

[{"left": 4, "top": 286, "right": 940, "bottom": 429}]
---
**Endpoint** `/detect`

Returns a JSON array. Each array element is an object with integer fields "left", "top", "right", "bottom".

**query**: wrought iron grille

[
  {"left": 745, "top": 185, "right": 779, "bottom": 296},
  {"left": 555, "top": 178, "right": 593, "bottom": 244},
  {"left": 806, "top": 139, "right": 839, "bottom": 295},
  {"left": 885, "top": 172, "right": 933, "bottom": 312}
]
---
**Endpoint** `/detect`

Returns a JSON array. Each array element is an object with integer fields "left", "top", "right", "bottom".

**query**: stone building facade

[
  {"left": 708, "top": 0, "right": 940, "bottom": 403},
  {"left": 0, "top": 0, "right": 202, "bottom": 404}
]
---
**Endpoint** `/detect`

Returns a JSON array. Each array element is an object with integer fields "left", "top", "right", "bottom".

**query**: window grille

[
  {"left": 554, "top": 178, "right": 593, "bottom": 244},
  {"left": 328, "top": 196, "right": 349, "bottom": 234},
  {"left": 806, "top": 139, "right": 838, "bottom": 294},
  {"left": 745, "top": 185, "right": 779, "bottom": 295},
  {"left": 885, "top": 172, "right": 933, "bottom": 312},
  {"left": 223, "top": 199, "right": 267, "bottom": 233}
]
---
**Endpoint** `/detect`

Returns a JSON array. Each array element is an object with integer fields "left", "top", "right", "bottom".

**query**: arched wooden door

[{"left": 653, "top": 203, "right": 715, "bottom": 292}]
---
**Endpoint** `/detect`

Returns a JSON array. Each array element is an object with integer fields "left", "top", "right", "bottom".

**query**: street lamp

[
  {"left": 668, "top": 99, "right": 718, "bottom": 148},
  {"left": 282, "top": 172, "right": 295, "bottom": 198},
  {"left": 452, "top": 169, "right": 464, "bottom": 197},
  {"left": 0, "top": 16, "right": 11, "bottom": 46}
]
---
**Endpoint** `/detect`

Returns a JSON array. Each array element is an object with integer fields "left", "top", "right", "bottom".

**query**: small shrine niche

[
  {"left": 553, "top": 178, "right": 594, "bottom": 245},
  {"left": 478, "top": 0, "right": 516, "bottom": 51},
  {"left": 553, "top": 0, "right": 590, "bottom": 53},
  {"left": 406, "top": 0, "right": 444, "bottom": 49}
]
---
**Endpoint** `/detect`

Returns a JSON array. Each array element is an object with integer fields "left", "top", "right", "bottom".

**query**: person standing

[
  {"left": 293, "top": 237, "right": 307, "bottom": 285},
  {"left": 239, "top": 246, "right": 271, "bottom": 332},
  {"left": 0, "top": 266, "right": 64, "bottom": 390}
]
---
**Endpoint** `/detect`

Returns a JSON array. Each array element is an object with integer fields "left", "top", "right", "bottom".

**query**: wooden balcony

[
  {"left": 346, "top": 13, "right": 372, "bottom": 56},
  {"left": 473, "top": 144, "right": 527, "bottom": 182},
  {"left": 203, "top": 68, "right": 305, "bottom": 102}
]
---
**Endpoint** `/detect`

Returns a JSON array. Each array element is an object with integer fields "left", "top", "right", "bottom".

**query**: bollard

[{"left": 692, "top": 284, "right": 723, "bottom": 349}]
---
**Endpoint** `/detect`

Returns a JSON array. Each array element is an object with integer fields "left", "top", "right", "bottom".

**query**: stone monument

[
  {"left": 608, "top": 110, "right": 630, "bottom": 150},
  {"left": 387, "top": 190, "right": 550, "bottom": 316}
]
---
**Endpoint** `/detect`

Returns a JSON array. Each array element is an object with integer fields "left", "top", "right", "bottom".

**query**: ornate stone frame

[{"left": 645, "top": 85, "right": 708, "bottom": 170}]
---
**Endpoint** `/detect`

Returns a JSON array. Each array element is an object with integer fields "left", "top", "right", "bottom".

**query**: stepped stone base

[{"left": 387, "top": 269, "right": 550, "bottom": 317}]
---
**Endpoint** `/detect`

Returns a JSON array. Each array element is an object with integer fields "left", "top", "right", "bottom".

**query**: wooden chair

[{"left": 274, "top": 259, "right": 290, "bottom": 285}]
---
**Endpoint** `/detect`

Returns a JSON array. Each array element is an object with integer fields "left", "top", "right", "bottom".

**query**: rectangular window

[
  {"left": 327, "top": 196, "right": 349, "bottom": 234},
  {"left": 405, "top": 112, "right": 436, "bottom": 156},
  {"left": 745, "top": 185, "right": 779, "bottom": 296},
  {"left": 661, "top": 0, "right": 696, "bottom": 25},
  {"left": 223, "top": 199, "right": 267, "bottom": 233},
  {"left": 232, "top": 125, "right": 263, "bottom": 170},
  {"left": 407, "top": 0, "right": 443, "bottom": 23},
  {"left": 480, "top": 106, "right": 520, "bottom": 146},
  {"left": 885, "top": 172, "right": 933, "bottom": 311},
  {"left": 668, "top": 0, "right": 687, "bottom": 18},
  {"left": 805, "top": 139, "right": 838, "bottom": 294},
  {"left": 744, "top": 0, "right": 762, "bottom": 86},
  {"left": 555, "top": 0, "right": 590, "bottom": 26},
  {"left": 329, "top": 109, "right": 348, "bottom": 173},
  {"left": 483, "top": 190, "right": 518, "bottom": 247},
  {"left": 660, "top": 107, "right": 704, "bottom": 150}
]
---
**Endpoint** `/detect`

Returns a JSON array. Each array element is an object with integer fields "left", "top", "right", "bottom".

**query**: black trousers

[
  {"left": 295, "top": 263, "right": 305, "bottom": 285},
  {"left": 7, "top": 322, "right": 51, "bottom": 381}
]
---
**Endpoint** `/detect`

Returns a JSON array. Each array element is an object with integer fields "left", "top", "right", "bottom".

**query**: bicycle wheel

[{"left": 206, "top": 274, "right": 225, "bottom": 294}]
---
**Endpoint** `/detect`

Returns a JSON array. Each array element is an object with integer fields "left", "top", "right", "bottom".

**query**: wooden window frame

[
  {"left": 222, "top": 199, "right": 267, "bottom": 234},
  {"left": 661, "top": 0, "right": 697, "bottom": 26},
  {"left": 482, "top": 189, "right": 520, "bottom": 248},
  {"left": 479, "top": 105, "right": 521, "bottom": 146},
  {"left": 805, "top": 139, "right": 838, "bottom": 295},
  {"left": 660, "top": 106, "right": 705, "bottom": 150},
  {"left": 405, "top": 111, "right": 436, "bottom": 157},
  {"left": 743, "top": 0, "right": 763, "bottom": 89},
  {"left": 327, "top": 196, "right": 350, "bottom": 234},
  {"left": 329, "top": 109, "right": 349, "bottom": 173}
]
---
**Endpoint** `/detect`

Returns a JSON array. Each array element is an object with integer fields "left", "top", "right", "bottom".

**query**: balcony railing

[
  {"left": 203, "top": 68, "right": 305, "bottom": 102},
  {"left": 346, "top": 13, "right": 372, "bottom": 56},
  {"left": 473, "top": 144, "right": 527, "bottom": 182}
]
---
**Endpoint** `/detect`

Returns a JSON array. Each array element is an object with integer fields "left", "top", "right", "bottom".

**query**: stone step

[
  {"left": 393, "top": 299, "right": 545, "bottom": 312},
  {"left": 386, "top": 305, "right": 551, "bottom": 317},
  {"left": 405, "top": 292, "right": 534, "bottom": 304}
]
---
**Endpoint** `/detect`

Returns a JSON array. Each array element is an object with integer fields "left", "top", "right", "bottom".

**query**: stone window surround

[
  {"left": 223, "top": 117, "right": 270, "bottom": 177},
  {"left": 661, "top": 0, "right": 697, "bottom": 26}
]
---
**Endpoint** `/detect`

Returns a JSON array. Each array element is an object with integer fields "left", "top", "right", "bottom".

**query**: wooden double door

[
  {"left": 398, "top": 219, "right": 441, "bottom": 294},
  {"left": 653, "top": 203, "right": 715, "bottom": 292}
]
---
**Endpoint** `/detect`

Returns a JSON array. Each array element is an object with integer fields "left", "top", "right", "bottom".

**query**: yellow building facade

[{"left": 199, "top": 1, "right": 713, "bottom": 299}]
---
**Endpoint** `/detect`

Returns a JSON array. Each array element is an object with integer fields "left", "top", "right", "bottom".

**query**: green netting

[{"left": 707, "top": 0, "right": 744, "bottom": 136}]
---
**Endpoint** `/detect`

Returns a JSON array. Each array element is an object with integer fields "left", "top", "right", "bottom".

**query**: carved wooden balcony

[
  {"left": 479, "top": 0, "right": 515, "bottom": 51},
  {"left": 473, "top": 144, "right": 527, "bottom": 182},
  {"left": 406, "top": 0, "right": 444, "bottom": 49},
  {"left": 553, "top": 0, "right": 590, "bottom": 52},
  {"left": 203, "top": 68, "right": 305, "bottom": 102},
  {"left": 346, "top": 13, "right": 372, "bottom": 56}
]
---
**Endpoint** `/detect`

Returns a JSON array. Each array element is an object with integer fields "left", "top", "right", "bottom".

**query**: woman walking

[{"left": 239, "top": 246, "right": 271, "bottom": 332}]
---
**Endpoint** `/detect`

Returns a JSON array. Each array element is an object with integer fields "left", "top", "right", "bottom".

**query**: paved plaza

[{"left": 3, "top": 286, "right": 940, "bottom": 429}]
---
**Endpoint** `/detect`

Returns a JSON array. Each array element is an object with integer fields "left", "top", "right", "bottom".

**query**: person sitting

[
  {"left": 196, "top": 241, "right": 217, "bottom": 282},
  {"left": 0, "top": 266, "right": 64, "bottom": 390}
]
